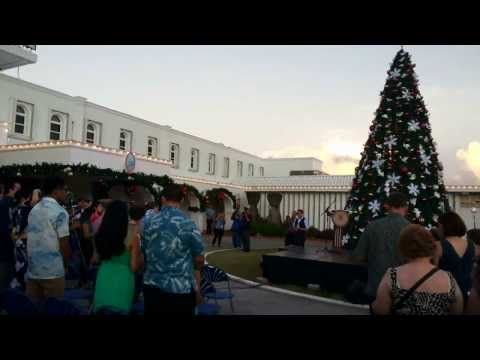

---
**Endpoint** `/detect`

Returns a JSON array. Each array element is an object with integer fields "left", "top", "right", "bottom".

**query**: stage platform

[{"left": 261, "top": 246, "right": 367, "bottom": 293}]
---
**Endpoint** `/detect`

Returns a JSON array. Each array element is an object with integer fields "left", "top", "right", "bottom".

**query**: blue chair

[
  {"left": 64, "top": 288, "right": 93, "bottom": 302},
  {"left": 0, "top": 289, "right": 38, "bottom": 316},
  {"left": 43, "top": 297, "right": 84, "bottom": 316},
  {"left": 201, "top": 265, "right": 235, "bottom": 312},
  {"left": 196, "top": 303, "right": 220, "bottom": 316},
  {"left": 94, "top": 306, "right": 129, "bottom": 316},
  {"left": 131, "top": 301, "right": 144, "bottom": 315}
]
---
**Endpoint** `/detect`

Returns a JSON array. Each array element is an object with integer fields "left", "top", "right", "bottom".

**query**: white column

[{"left": 0, "top": 122, "right": 8, "bottom": 145}]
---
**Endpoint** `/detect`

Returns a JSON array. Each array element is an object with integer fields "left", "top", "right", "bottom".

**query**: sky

[{"left": 5, "top": 45, "right": 480, "bottom": 184}]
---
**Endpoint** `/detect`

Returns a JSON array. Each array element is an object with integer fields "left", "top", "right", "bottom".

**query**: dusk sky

[{"left": 6, "top": 45, "right": 480, "bottom": 184}]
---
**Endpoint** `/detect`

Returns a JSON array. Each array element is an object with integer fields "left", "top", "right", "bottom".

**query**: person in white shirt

[{"left": 26, "top": 176, "right": 71, "bottom": 304}]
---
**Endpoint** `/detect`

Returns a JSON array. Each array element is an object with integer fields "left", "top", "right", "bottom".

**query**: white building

[{"left": 1, "top": 46, "right": 479, "bottom": 231}]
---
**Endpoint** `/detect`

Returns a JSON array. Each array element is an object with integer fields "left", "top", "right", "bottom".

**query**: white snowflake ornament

[
  {"left": 402, "top": 88, "right": 413, "bottom": 101},
  {"left": 410, "top": 198, "right": 417, "bottom": 206},
  {"left": 387, "top": 173, "right": 401, "bottom": 186},
  {"left": 420, "top": 153, "right": 432, "bottom": 167},
  {"left": 368, "top": 199, "right": 381, "bottom": 214},
  {"left": 408, "top": 120, "right": 420, "bottom": 132},
  {"left": 342, "top": 234, "right": 350, "bottom": 246},
  {"left": 389, "top": 68, "right": 401, "bottom": 79},
  {"left": 384, "top": 135, "right": 398, "bottom": 149},
  {"left": 408, "top": 183, "right": 420, "bottom": 196}
]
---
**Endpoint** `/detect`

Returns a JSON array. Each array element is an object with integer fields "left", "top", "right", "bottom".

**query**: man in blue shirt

[
  {"left": 0, "top": 181, "right": 21, "bottom": 289},
  {"left": 142, "top": 184, "right": 205, "bottom": 315}
]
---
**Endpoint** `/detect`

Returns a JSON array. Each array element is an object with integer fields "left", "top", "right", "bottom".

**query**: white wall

[{"left": 262, "top": 157, "right": 324, "bottom": 177}]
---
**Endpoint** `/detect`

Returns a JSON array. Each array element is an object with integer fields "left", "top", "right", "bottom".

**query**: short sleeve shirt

[
  {"left": 27, "top": 197, "right": 70, "bottom": 279},
  {"left": 142, "top": 206, "right": 204, "bottom": 294}
]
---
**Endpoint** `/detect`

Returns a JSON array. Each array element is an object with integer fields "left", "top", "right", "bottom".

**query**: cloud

[
  {"left": 262, "top": 140, "right": 362, "bottom": 175},
  {"left": 457, "top": 142, "right": 480, "bottom": 180}
]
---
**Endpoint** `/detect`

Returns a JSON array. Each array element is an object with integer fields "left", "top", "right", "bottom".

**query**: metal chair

[
  {"left": 0, "top": 288, "right": 38, "bottom": 316},
  {"left": 201, "top": 265, "right": 234, "bottom": 312},
  {"left": 43, "top": 297, "right": 84, "bottom": 316}
]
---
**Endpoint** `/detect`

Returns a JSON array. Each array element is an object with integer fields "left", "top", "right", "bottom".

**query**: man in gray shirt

[{"left": 353, "top": 192, "right": 410, "bottom": 302}]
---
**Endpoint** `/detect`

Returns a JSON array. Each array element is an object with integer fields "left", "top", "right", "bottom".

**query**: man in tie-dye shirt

[
  {"left": 142, "top": 184, "right": 204, "bottom": 315},
  {"left": 26, "top": 176, "right": 71, "bottom": 304}
]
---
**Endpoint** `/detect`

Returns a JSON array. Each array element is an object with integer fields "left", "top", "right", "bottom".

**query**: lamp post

[{"left": 472, "top": 207, "right": 477, "bottom": 229}]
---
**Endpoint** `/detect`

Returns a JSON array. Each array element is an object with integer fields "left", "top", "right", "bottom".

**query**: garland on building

[
  {"left": 0, "top": 162, "right": 206, "bottom": 209},
  {"left": 204, "top": 188, "right": 236, "bottom": 212},
  {"left": 344, "top": 49, "right": 448, "bottom": 249}
]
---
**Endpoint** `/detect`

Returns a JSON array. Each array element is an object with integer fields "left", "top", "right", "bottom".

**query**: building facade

[{"left": 1, "top": 47, "right": 479, "bottom": 232}]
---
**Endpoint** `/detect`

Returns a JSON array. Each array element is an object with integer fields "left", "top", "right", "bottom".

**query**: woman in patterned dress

[{"left": 372, "top": 224, "right": 463, "bottom": 315}]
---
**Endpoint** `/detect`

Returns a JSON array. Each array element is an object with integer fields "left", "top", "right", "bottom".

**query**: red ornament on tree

[
  {"left": 401, "top": 166, "right": 408, "bottom": 173},
  {"left": 218, "top": 192, "right": 226, "bottom": 201}
]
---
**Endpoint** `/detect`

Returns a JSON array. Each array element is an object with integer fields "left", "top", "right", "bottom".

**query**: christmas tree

[{"left": 343, "top": 48, "right": 448, "bottom": 249}]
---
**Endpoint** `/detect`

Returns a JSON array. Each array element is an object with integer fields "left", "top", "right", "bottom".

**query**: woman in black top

[{"left": 437, "top": 212, "right": 476, "bottom": 302}]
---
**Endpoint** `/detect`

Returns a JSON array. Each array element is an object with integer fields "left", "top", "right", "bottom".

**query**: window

[
  {"left": 190, "top": 148, "right": 199, "bottom": 172},
  {"left": 50, "top": 115, "right": 63, "bottom": 140},
  {"left": 259, "top": 166, "right": 264, "bottom": 177},
  {"left": 12, "top": 101, "right": 33, "bottom": 138},
  {"left": 14, "top": 105, "right": 26, "bottom": 135},
  {"left": 86, "top": 124, "right": 95, "bottom": 143},
  {"left": 147, "top": 137, "right": 158, "bottom": 157},
  {"left": 248, "top": 163, "right": 254, "bottom": 177},
  {"left": 208, "top": 153, "right": 216, "bottom": 174},
  {"left": 119, "top": 129, "right": 132, "bottom": 151},
  {"left": 223, "top": 157, "right": 230, "bottom": 178},
  {"left": 170, "top": 143, "right": 180, "bottom": 168},
  {"left": 85, "top": 121, "right": 101, "bottom": 145},
  {"left": 237, "top": 161, "right": 243, "bottom": 177}
]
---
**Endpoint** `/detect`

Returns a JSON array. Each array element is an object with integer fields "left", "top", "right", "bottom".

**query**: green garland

[
  {"left": 0, "top": 162, "right": 207, "bottom": 209},
  {"left": 205, "top": 187, "right": 236, "bottom": 212}
]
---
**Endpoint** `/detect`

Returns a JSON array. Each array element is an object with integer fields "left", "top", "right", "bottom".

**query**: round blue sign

[{"left": 125, "top": 152, "right": 136, "bottom": 174}]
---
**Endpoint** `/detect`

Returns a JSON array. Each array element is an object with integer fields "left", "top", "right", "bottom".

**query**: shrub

[
  {"left": 306, "top": 226, "right": 320, "bottom": 239},
  {"left": 318, "top": 229, "right": 335, "bottom": 240},
  {"left": 251, "top": 220, "right": 287, "bottom": 237}
]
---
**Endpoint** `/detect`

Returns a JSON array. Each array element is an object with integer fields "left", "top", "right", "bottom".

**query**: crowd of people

[
  {"left": 0, "top": 176, "right": 227, "bottom": 315},
  {"left": 205, "top": 205, "right": 252, "bottom": 252},
  {"left": 353, "top": 191, "right": 480, "bottom": 315},
  {"left": 3, "top": 175, "right": 480, "bottom": 316}
]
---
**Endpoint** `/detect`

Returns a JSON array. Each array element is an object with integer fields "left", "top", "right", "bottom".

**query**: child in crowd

[
  {"left": 92, "top": 200, "right": 144, "bottom": 314},
  {"left": 212, "top": 213, "right": 225, "bottom": 247}
]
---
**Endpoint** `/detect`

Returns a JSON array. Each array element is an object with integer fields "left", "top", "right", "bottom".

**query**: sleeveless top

[
  {"left": 390, "top": 268, "right": 457, "bottom": 315},
  {"left": 93, "top": 250, "right": 135, "bottom": 314},
  {"left": 438, "top": 239, "right": 475, "bottom": 300}
]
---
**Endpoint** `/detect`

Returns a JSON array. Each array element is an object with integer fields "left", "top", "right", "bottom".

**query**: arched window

[
  {"left": 50, "top": 115, "right": 63, "bottom": 140},
  {"left": 86, "top": 123, "right": 96, "bottom": 144},
  {"left": 147, "top": 137, "right": 158, "bottom": 157},
  {"left": 120, "top": 131, "right": 127, "bottom": 150},
  {"left": 119, "top": 129, "right": 132, "bottom": 151},
  {"left": 14, "top": 105, "right": 26, "bottom": 135}
]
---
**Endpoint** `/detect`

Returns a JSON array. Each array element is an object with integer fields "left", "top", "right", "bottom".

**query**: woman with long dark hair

[
  {"left": 92, "top": 200, "right": 143, "bottom": 314},
  {"left": 438, "top": 211, "right": 475, "bottom": 302}
]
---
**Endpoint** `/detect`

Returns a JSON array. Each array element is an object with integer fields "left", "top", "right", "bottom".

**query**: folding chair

[
  {"left": 201, "top": 265, "right": 234, "bottom": 312},
  {"left": 0, "top": 289, "right": 38, "bottom": 316},
  {"left": 93, "top": 306, "right": 129, "bottom": 316},
  {"left": 43, "top": 297, "right": 84, "bottom": 316}
]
